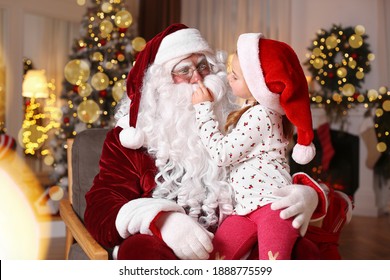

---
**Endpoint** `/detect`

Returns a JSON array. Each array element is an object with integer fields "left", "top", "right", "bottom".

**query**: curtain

[
  {"left": 378, "top": 0, "right": 390, "bottom": 86},
  {"left": 138, "top": 0, "right": 181, "bottom": 41},
  {"left": 23, "top": 14, "right": 79, "bottom": 101},
  {"left": 181, "top": 0, "right": 291, "bottom": 54}
]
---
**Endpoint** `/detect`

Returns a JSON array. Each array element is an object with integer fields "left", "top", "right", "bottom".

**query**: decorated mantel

[{"left": 302, "top": 24, "right": 390, "bottom": 217}]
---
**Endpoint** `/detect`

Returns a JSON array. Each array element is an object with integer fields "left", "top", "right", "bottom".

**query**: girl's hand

[{"left": 192, "top": 81, "right": 214, "bottom": 105}]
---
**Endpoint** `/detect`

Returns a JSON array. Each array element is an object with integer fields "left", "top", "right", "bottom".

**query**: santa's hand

[
  {"left": 271, "top": 184, "right": 318, "bottom": 236},
  {"left": 192, "top": 81, "right": 214, "bottom": 104},
  {"left": 158, "top": 212, "right": 214, "bottom": 260}
]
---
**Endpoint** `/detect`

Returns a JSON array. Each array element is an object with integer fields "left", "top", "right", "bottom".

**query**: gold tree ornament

[
  {"left": 112, "top": 79, "right": 126, "bottom": 102},
  {"left": 349, "top": 34, "right": 363, "bottom": 48},
  {"left": 132, "top": 37, "right": 146, "bottom": 52},
  {"left": 101, "top": 2, "right": 113, "bottom": 13},
  {"left": 325, "top": 35, "right": 338, "bottom": 49},
  {"left": 77, "top": 99, "right": 100, "bottom": 124},
  {"left": 64, "top": 59, "right": 90, "bottom": 85},
  {"left": 115, "top": 10, "right": 132, "bottom": 28},
  {"left": 78, "top": 82, "right": 93, "bottom": 97},
  {"left": 355, "top": 25, "right": 366, "bottom": 35},
  {"left": 100, "top": 19, "right": 114, "bottom": 34},
  {"left": 91, "top": 72, "right": 109, "bottom": 90},
  {"left": 377, "top": 142, "right": 387, "bottom": 153},
  {"left": 383, "top": 100, "right": 390, "bottom": 111}
]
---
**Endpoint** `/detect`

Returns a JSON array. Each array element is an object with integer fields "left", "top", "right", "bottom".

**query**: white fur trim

[
  {"left": 116, "top": 114, "right": 130, "bottom": 129},
  {"left": 115, "top": 198, "right": 185, "bottom": 239},
  {"left": 112, "top": 245, "right": 119, "bottom": 260},
  {"left": 237, "top": 33, "right": 284, "bottom": 115},
  {"left": 291, "top": 142, "right": 316, "bottom": 165},
  {"left": 155, "top": 28, "right": 212, "bottom": 65},
  {"left": 119, "top": 127, "right": 145, "bottom": 149}
]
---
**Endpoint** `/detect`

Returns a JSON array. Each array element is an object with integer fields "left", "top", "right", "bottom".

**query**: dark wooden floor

[
  {"left": 339, "top": 214, "right": 390, "bottom": 260},
  {"left": 42, "top": 215, "right": 390, "bottom": 260}
]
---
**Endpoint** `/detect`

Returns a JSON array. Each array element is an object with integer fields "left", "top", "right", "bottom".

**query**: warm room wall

[{"left": 0, "top": 0, "right": 84, "bottom": 143}]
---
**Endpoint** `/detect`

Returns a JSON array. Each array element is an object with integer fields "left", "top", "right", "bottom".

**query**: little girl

[{"left": 192, "top": 33, "right": 316, "bottom": 260}]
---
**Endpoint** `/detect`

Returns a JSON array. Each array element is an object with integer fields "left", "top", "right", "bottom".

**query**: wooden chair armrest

[{"left": 59, "top": 199, "right": 108, "bottom": 260}]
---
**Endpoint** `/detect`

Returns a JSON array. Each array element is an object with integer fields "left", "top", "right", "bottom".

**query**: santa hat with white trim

[
  {"left": 237, "top": 33, "right": 315, "bottom": 165},
  {"left": 118, "top": 23, "right": 213, "bottom": 149}
]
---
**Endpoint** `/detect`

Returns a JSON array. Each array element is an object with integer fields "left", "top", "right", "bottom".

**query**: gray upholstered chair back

[{"left": 71, "top": 128, "right": 109, "bottom": 221}]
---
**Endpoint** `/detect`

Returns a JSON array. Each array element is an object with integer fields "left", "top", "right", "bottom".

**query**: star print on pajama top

[{"left": 194, "top": 101, "right": 292, "bottom": 215}]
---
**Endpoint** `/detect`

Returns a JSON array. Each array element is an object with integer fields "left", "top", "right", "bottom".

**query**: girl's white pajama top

[{"left": 194, "top": 101, "right": 292, "bottom": 215}]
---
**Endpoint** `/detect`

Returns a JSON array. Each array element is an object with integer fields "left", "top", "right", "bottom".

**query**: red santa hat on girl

[
  {"left": 118, "top": 23, "right": 213, "bottom": 149},
  {"left": 237, "top": 33, "right": 315, "bottom": 165}
]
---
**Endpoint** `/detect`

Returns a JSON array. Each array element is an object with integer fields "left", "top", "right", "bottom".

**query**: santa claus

[{"left": 84, "top": 24, "right": 351, "bottom": 260}]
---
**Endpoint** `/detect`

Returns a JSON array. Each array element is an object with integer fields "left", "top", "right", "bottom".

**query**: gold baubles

[
  {"left": 382, "top": 100, "right": 390, "bottom": 111},
  {"left": 349, "top": 34, "right": 363, "bottom": 48},
  {"left": 325, "top": 35, "right": 338, "bottom": 49},
  {"left": 112, "top": 79, "right": 126, "bottom": 102},
  {"left": 91, "top": 52, "right": 104, "bottom": 62},
  {"left": 379, "top": 86, "right": 388, "bottom": 94},
  {"left": 341, "top": 83, "right": 355, "bottom": 96},
  {"left": 377, "top": 142, "right": 387, "bottom": 153},
  {"left": 367, "top": 89, "right": 379, "bottom": 101},
  {"left": 77, "top": 99, "right": 100, "bottom": 123},
  {"left": 115, "top": 10, "right": 132, "bottom": 28},
  {"left": 132, "top": 37, "right": 146, "bottom": 52},
  {"left": 356, "top": 71, "right": 364, "bottom": 80},
  {"left": 355, "top": 25, "right": 366, "bottom": 35},
  {"left": 91, "top": 72, "right": 109, "bottom": 91},
  {"left": 64, "top": 59, "right": 90, "bottom": 85},
  {"left": 100, "top": 19, "right": 114, "bottom": 34},
  {"left": 348, "top": 59, "right": 357, "bottom": 69},
  {"left": 101, "top": 2, "right": 113, "bottom": 13},
  {"left": 312, "top": 47, "right": 322, "bottom": 57},
  {"left": 337, "top": 67, "right": 347, "bottom": 78},
  {"left": 78, "top": 82, "right": 93, "bottom": 97},
  {"left": 312, "top": 58, "right": 324, "bottom": 69}
]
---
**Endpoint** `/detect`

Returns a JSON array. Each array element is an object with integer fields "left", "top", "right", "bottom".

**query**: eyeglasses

[{"left": 171, "top": 60, "right": 211, "bottom": 80}]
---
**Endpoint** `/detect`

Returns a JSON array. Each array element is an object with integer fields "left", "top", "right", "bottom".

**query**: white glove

[
  {"left": 271, "top": 184, "right": 318, "bottom": 236},
  {"left": 116, "top": 198, "right": 185, "bottom": 239},
  {"left": 159, "top": 212, "right": 214, "bottom": 260}
]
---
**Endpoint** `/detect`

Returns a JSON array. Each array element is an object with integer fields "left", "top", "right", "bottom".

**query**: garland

[{"left": 305, "top": 24, "right": 374, "bottom": 96}]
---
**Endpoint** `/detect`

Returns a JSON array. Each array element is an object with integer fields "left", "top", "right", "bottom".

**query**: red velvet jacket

[{"left": 84, "top": 126, "right": 158, "bottom": 248}]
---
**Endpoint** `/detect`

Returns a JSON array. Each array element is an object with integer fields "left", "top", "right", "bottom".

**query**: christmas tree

[{"left": 48, "top": 0, "right": 145, "bottom": 206}]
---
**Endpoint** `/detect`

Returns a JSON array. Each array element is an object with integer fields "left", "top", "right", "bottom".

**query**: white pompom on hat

[
  {"left": 117, "top": 24, "right": 213, "bottom": 149},
  {"left": 237, "top": 33, "right": 315, "bottom": 165}
]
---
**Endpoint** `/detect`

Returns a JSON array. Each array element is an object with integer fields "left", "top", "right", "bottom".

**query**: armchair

[{"left": 59, "top": 128, "right": 110, "bottom": 260}]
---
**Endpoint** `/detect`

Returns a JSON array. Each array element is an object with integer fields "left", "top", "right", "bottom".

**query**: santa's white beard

[{"left": 133, "top": 67, "right": 234, "bottom": 230}]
